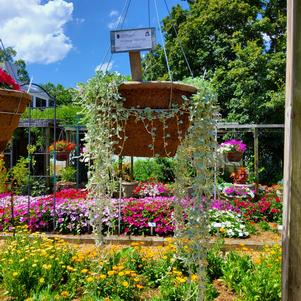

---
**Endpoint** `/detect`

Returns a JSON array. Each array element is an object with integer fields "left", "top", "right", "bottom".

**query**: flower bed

[
  {"left": 208, "top": 209, "right": 250, "bottom": 238},
  {"left": 0, "top": 230, "right": 281, "bottom": 300},
  {"left": 233, "top": 195, "right": 282, "bottom": 224},
  {"left": 121, "top": 197, "right": 175, "bottom": 236},
  {"left": 0, "top": 189, "right": 282, "bottom": 238}
]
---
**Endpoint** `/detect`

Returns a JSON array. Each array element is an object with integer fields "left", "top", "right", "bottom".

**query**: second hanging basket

[
  {"left": 113, "top": 81, "right": 197, "bottom": 157},
  {"left": 0, "top": 88, "right": 32, "bottom": 152}
]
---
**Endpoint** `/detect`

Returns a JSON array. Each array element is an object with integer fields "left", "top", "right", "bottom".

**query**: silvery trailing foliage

[
  {"left": 76, "top": 72, "right": 127, "bottom": 244},
  {"left": 77, "top": 72, "right": 218, "bottom": 300},
  {"left": 173, "top": 77, "right": 218, "bottom": 300}
]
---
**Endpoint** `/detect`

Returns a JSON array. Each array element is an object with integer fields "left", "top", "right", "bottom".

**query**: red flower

[
  {"left": 0, "top": 68, "right": 20, "bottom": 91},
  {"left": 48, "top": 140, "right": 76, "bottom": 152}
]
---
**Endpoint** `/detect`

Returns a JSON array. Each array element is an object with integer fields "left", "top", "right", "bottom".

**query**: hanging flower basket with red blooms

[
  {"left": 48, "top": 140, "right": 76, "bottom": 161},
  {"left": 0, "top": 68, "right": 31, "bottom": 153}
]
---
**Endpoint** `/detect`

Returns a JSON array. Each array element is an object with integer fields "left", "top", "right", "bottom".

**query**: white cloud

[
  {"left": 107, "top": 10, "right": 123, "bottom": 30},
  {"left": 0, "top": 0, "right": 73, "bottom": 64},
  {"left": 95, "top": 61, "right": 113, "bottom": 73},
  {"left": 109, "top": 10, "right": 119, "bottom": 17},
  {"left": 75, "top": 17, "right": 85, "bottom": 25}
]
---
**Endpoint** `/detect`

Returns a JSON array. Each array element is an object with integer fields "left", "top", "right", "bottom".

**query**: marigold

[
  {"left": 122, "top": 281, "right": 129, "bottom": 287},
  {"left": 60, "top": 291, "right": 69, "bottom": 298},
  {"left": 39, "top": 277, "right": 45, "bottom": 284},
  {"left": 81, "top": 268, "right": 89, "bottom": 274}
]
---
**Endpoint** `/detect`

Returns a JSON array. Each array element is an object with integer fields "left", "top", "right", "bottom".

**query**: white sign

[
  {"left": 148, "top": 222, "right": 156, "bottom": 227},
  {"left": 111, "top": 28, "right": 156, "bottom": 53}
]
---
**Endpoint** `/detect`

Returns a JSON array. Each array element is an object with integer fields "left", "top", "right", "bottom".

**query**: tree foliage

[
  {"left": 143, "top": 0, "right": 286, "bottom": 124},
  {"left": 0, "top": 47, "right": 30, "bottom": 84},
  {"left": 41, "top": 83, "right": 75, "bottom": 107}
]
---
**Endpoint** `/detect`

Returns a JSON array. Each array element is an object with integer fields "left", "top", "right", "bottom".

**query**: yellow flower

[
  {"left": 39, "top": 277, "right": 45, "bottom": 284},
  {"left": 32, "top": 263, "right": 37, "bottom": 268},
  {"left": 176, "top": 276, "right": 187, "bottom": 283},
  {"left": 191, "top": 274, "right": 199, "bottom": 282},
  {"left": 66, "top": 266, "right": 75, "bottom": 272},
  {"left": 108, "top": 270, "right": 115, "bottom": 276},
  {"left": 136, "top": 284, "right": 144, "bottom": 289},
  {"left": 24, "top": 298, "right": 33, "bottom": 301},
  {"left": 86, "top": 277, "right": 94, "bottom": 283},
  {"left": 122, "top": 281, "right": 129, "bottom": 287},
  {"left": 81, "top": 268, "right": 89, "bottom": 274},
  {"left": 60, "top": 291, "right": 69, "bottom": 298},
  {"left": 104, "top": 298, "right": 110, "bottom": 301},
  {"left": 12, "top": 272, "right": 18, "bottom": 277},
  {"left": 42, "top": 264, "right": 52, "bottom": 270},
  {"left": 118, "top": 271, "right": 125, "bottom": 277}
]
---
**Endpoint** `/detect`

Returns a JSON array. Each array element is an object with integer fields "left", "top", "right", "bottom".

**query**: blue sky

[{"left": 0, "top": 0, "right": 188, "bottom": 88}]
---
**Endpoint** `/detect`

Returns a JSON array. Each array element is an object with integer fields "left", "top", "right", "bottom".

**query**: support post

[
  {"left": 130, "top": 156, "right": 134, "bottom": 181},
  {"left": 282, "top": 1, "right": 301, "bottom": 300},
  {"left": 253, "top": 128, "right": 259, "bottom": 194},
  {"left": 129, "top": 51, "right": 143, "bottom": 81},
  {"left": 45, "top": 127, "right": 50, "bottom": 187},
  {"left": 76, "top": 125, "right": 80, "bottom": 188},
  {"left": 118, "top": 156, "right": 123, "bottom": 178}
]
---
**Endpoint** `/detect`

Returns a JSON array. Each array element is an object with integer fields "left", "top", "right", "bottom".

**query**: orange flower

[{"left": 48, "top": 140, "right": 76, "bottom": 152}]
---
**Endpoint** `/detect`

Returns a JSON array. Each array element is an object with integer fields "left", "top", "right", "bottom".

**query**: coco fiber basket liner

[
  {"left": 113, "top": 81, "right": 197, "bottom": 157},
  {"left": 0, "top": 89, "right": 32, "bottom": 152}
]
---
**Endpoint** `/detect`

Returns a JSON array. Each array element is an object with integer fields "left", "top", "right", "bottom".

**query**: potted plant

[
  {"left": 132, "top": 179, "right": 170, "bottom": 197},
  {"left": 230, "top": 167, "right": 255, "bottom": 190},
  {"left": 0, "top": 68, "right": 32, "bottom": 152},
  {"left": 48, "top": 140, "right": 76, "bottom": 161},
  {"left": 218, "top": 139, "right": 246, "bottom": 162},
  {"left": 230, "top": 167, "right": 248, "bottom": 184},
  {"left": 114, "top": 161, "right": 138, "bottom": 198},
  {"left": 57, "top": 165, "right": 77, "bottom": 191}
]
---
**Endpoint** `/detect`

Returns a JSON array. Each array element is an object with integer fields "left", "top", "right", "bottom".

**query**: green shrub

[
  {"left": 133, "top": 158, "right": 175, "bottom": 183},
  {"left": 60, "top": 166, "right": 76, "bottom": 182},
  {"left": 238, "top": 245, "right": 281, "bottom": 301},
  {"left": 222, "top": 252, "right": 254, "bottom": 292},
  {"left": 133, "top": 159, "right": 162, "bottom": 182},
  {"left": 154, "top": 158, "right": 175, "bottom": 183},
  {"left": 206, "top": 240, "right": 224, "bottom": 281}
]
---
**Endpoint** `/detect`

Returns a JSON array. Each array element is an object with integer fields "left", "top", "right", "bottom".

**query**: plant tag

[{"left": 148, "top": 222, "right": 156, "bottom": 227}]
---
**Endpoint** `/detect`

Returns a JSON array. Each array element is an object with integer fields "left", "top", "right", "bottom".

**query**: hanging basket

[
  {"left": 227, "top": 151, "right": 243, "bottom": 162},
  {"left": 56, "top": 151, "right": 70, "bottom": 161},
  {"left": 113, "top": 81, "right": 197, "bottom": 157},
  {"left": 0, "top": 89, "right": 32, "bottom": 152}
]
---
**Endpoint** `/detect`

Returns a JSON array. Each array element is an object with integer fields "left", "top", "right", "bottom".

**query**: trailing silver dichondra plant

[{"left": 78, "top": 72, "right": 217, "bottom": 300}]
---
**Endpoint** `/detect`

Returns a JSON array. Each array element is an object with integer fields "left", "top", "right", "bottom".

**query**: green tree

[
  {"left": 0, "top": 47, "right": 30, "bottom": 83},
  {"left": 41, "top": 83, "right": 75, "bottom": 106},
  {"left": 143, "top": 0, "right": 286, "bottom": 183},
  {"left": 143, "top": 0, "right": 286, "bottom": 124}
]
